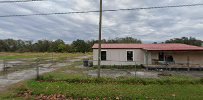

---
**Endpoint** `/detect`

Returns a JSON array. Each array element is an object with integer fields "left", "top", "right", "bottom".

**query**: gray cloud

[{"left": 0, "top": 0, "right": 203, "bottom": 43}]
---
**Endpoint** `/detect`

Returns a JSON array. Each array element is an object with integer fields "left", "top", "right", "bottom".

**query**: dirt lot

[{"left": 0, "top": 55, "right": 91, "bottom": 92}]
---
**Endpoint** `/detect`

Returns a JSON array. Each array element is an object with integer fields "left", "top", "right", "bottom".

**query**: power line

[
  {"left": 0, "top": 3, "right": 203, "bottom": 18},
  {"left": 108, "top": 3, "right": 203, "bottom": 11},
  {"left": 0, "top": 0, "right": 46, "bottom": 3}
]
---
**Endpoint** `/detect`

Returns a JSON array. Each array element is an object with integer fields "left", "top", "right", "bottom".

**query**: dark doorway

[
  {"left": 101, "top": 51, "right": 106, "bottom": 61},
  {"left": 127, "top": 51, "right": 133, "bottom": 61}
]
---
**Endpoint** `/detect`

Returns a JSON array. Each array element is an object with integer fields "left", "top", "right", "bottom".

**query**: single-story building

[{"left": 92, "top": 43, "right": 203, "bottom": 67}]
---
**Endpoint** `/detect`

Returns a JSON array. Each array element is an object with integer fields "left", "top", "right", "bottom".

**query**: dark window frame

[
  {"left": 127, "top": 50, "right": 134, "bottom": 61},
  {"left": 101, "top": 51, "right": 107, "bottom": 61}
]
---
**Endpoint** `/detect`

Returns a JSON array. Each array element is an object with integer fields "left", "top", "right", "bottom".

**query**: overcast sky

[{"left": 0, "top": 0, "right": 203, "bottom": 43}]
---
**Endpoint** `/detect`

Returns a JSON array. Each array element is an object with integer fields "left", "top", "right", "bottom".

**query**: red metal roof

[{"left": 92, "top": 43, "right": 203, "bottom": 51}]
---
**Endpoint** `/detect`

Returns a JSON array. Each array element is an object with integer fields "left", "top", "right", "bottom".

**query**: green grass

[
  {"left": 30, "top": 81, "right": 203, "bottom": 99},
  {"left": 0, "top": 52, "right": 91, "bottom": 60},
  {"left": 1, "top": 80, "right": 201, "bottom": 100},
  {"left": 1, "top": 72, "right": 202, "bottom": 99}
]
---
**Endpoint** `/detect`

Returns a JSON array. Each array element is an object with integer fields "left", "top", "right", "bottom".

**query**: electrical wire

[
  {"left": 0, "top": 0, "right": 46, "bottom": 3},
  {"left": 0, "top": 3, "right": 203, "bottom": 17}
]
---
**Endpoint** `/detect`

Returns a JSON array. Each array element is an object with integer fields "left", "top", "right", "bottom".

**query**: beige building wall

[
  {"left": 93, "top": 49, "right": 145, "bottom": 65},
  {"left": 93, "top": 49, "right": 203, "bottom": 66}
]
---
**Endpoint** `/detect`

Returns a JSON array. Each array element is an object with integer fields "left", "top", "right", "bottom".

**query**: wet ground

[
  {"left": 0, "top": 56, "right": 90, "bottom": 92},
  {"left": 0, "top": 67, "right": 55, "bottom": 91},
  {"left": 0, "top": 60, "right": 29, "bottom": 71}
]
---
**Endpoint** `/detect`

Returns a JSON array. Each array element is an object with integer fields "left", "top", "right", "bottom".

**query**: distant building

[{"left": 92, "top": 43, "right": 203, "bottom": 67}]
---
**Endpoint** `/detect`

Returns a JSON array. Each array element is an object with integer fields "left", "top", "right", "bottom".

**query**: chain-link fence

[{"left": 0, "top": 58, "right": 203, "bottom": 81}]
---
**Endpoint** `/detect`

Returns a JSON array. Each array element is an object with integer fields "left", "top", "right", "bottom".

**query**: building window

[
  {"left": 159, "top": 52, "right": 164, "bottom": 61},
  {"left": 165, "top": 55, "right": 174, "bottom": 62},
  {"left": 101, "top": 51, "right": 107, "bottom": 61},
  {"left": 127, "top": 51, "right": 133, "bottom": 61}
]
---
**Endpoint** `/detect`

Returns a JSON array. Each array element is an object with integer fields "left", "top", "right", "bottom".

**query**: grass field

[
  {"left": 0, "top": 52, "right": 91, "bottom": 61},
  {"left": 0, "top": 61, "right": 203, "bottom": 100},
  {"left": 22, "top": 81, "right": 203, "bottom": 100}
]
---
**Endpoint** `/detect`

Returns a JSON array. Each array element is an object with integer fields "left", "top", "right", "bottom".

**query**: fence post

[
  {"left": 145, "top": 51, "right": 149, "bottom": 71},
  {"left": 3, "top": 59, "right": 5, "bottom": 71},
  {"left": 187, "top": 56, "right": 190, "bottom": 71},
  {"left": 134, "top": 61, "right": 136, "bottom": 77},
  {"left": 3, "top": 59, "right": 7, "bottom": 78},
  {"left": 36, "top": 59, "right": 40, "bottom": 80}
]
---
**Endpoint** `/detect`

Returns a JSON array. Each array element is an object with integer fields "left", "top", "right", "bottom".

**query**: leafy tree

[
  {"left": 0, "top": 37, "right": 143, "bottom": 53},
  {"left": 66, "top": 44, "right": 74, "bottom": 53},
  {"left": 57, "top": 44, "right": 67, "bottom": 52},
  {"left": 51, "top": 39, "right": 65, "bottom": 52},
  {"left": 71, "top": 39, "right": 89, "bottom": 53},
  {"left": 107, "top": 37, "right": 142, "bottom": 43},
  {"left": 33, "top": 40, "right": 51, "bottom": 52},
  {"left": 165, "top": 37, "right": 202, "bottom": 46}
]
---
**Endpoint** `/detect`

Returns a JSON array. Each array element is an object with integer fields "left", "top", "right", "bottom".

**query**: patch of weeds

[
  {"left": 200, "top": 78, "right": 203, "bottom": 83},
  {"left": 37, "top": 75, "right": 54, "bottom": 81}
]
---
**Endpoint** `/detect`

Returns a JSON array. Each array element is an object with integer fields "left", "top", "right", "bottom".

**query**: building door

[{"left": 127, "top": 51, "right": 133, "bottom": 61}]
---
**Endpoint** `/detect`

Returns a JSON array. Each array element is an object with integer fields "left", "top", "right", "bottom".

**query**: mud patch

[{"left": 0, "top": 55, "right": 90, "bottom": 92}]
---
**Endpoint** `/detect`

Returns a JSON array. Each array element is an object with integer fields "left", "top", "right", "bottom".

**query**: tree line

[
  {"left": 0, "top": 37, "right": 142, "bottom": 53},
  {"left": 165, "top": 37, "right": 202, "bottom": 46},
  {"left": 0, "top": 37, "right": 202, "bottom": 53}
]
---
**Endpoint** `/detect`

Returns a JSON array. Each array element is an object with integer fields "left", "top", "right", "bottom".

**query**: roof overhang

[{"left": 92, "top": 43, "right": 203, "bottom": 51}]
